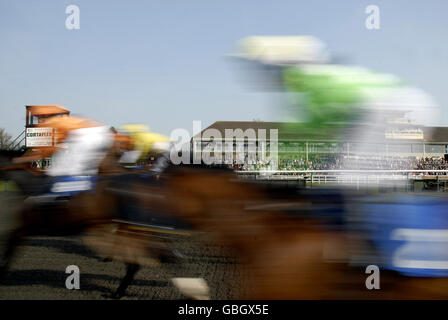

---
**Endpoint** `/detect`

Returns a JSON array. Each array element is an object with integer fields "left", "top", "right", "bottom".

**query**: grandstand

[
  {"left": 192, "top": 121, "right": 448, "bottom": 191},
  {"left": 192, "top": 121, "right": 448, "bottom": 162}
]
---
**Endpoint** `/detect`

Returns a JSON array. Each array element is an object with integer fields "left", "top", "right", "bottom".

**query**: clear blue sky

[{"left": 1, "top": 0, "right": 447, "bottom": 138}]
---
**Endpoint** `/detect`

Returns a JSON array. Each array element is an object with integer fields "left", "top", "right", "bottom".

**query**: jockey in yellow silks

[{"left": 118, "top": 124, "right": 172, "bottom": 173}]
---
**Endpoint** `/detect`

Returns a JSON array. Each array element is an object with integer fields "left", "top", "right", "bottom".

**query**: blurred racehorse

[
  {"left": 0, "top": 144, "right": 190, "bottom": 299},
  {"left": 162, "top": 166, "right": 448, "bottom": 299}
]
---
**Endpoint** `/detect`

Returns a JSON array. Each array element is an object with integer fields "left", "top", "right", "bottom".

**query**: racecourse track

[{"left": 0, "top": 193, "right": 244, "bottom": 300}]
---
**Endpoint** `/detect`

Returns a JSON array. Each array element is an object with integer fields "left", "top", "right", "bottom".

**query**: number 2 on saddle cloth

[{"left": 361, "top": 194, "right": 448, "bottom": 277}]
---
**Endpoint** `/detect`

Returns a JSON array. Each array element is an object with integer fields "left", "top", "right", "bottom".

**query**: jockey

[
  {"left": 46, "top": 117, "right": 113, "bottom": 177},
  {"left": 234, "top": 36, "right": 440, "bottom": 171},
  {"left": 118, "top": 124, "right": 172, "bottom": 174},
  {"left": 15, "top": 115, "right": 114, "bottom": 196}
]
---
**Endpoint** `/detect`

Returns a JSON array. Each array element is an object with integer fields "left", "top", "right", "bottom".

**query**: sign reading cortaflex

[{"left": 26, "top": 127, "right": 53, "bottom": 147}]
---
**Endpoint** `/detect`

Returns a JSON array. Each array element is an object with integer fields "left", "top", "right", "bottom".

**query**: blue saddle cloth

[
  {"left": 107, "top": 173, "right": 192, "bottom": 231},
  {"left": 45, "top": 175, "right": 97, "bottom": 197},
  {"left": 281, "top": 187, "right": 448, "bottom": 278},
  {"left": 360, "top": 194, "right": 448, "bottom": 277}
]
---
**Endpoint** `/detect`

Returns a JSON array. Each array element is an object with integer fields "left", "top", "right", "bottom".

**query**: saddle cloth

[{"left": 360, "top": 194, "right": 448, "bottom": 277}]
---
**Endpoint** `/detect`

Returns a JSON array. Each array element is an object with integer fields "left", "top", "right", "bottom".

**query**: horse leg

[
  {"left": 0, "top": 228, "right": 24, "bottom": 280},
  {"left": 110, "top": 263, "right": 140, "bottom": 299}
]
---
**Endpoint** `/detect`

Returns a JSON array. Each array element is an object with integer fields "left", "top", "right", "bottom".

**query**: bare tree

[{"left": 0, "top": 128, "right": 12, "bottom": 149}]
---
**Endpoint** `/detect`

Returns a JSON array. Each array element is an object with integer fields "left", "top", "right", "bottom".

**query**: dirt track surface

[
  {"left": 0, "top": 190, "right": 246, "bottom": 300},
  {"left": 0, "top": 233, "right": 243, "bottom": 300}
]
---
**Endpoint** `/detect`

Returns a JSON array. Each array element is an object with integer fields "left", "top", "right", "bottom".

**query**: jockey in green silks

[
  {"left": 234, "top": 36, "right": 439, "bottom": 168},
  {"left": 237, "top": 36, "right": 435, "bottom": 151}
]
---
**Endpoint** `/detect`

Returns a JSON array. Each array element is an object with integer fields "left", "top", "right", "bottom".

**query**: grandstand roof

[
  {"left": 194, "top": 121, "right": 448, "bottom": 143},
  {"left": 193, "top": 121, "right": 364, "bottom": 142}
]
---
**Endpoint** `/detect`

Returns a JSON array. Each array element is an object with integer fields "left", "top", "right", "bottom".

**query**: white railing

[
  {"left": 236, "top": 170, "right": 448, "bottom": 174},
  {"left": 235, "top": 170, "right": 448, "bottom": 186}
]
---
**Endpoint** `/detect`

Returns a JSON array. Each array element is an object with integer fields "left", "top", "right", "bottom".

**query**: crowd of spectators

[
  {"left": 277, "top": 155, "right": 420, "bottom": 171},
  {"left": 233, "top": 155, "right": 448, "bottom": 175},
  {"left": 415, "top": 157, "right": 448, "bottom": 171}
]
